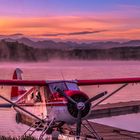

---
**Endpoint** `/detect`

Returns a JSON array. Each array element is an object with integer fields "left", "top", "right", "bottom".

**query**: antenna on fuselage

[{"left": 60, "top": 71, "right": 65, "bottom": 80}]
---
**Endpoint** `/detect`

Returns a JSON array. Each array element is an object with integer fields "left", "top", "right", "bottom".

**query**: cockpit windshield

[
  {"left": 65, "top": 82, "right": 79, "bottom": 91},
  {"left": 48, "top": 81, "right": 79, "bottom": 93}
]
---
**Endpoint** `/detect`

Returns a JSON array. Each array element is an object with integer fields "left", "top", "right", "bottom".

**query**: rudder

[{"left": 11, "top": 68, "right": 26, "bottom": 101}]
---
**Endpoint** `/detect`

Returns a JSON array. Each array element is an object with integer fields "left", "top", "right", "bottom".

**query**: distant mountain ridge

[{"left": 2, "top": 37, "right": 140, "bottom": 50}]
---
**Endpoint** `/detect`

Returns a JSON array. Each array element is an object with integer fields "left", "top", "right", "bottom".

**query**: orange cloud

[{"left": 0, "top": 15, "right": 140, "bottom": 41}]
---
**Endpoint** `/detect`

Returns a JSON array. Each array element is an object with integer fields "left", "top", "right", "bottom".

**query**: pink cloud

[{"left": 0, "top": 14, "right": 140, "bottom": 41}]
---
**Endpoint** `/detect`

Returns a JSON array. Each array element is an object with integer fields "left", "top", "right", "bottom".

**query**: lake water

[{"left": 0, "top": 60, "right": 140, "bottom": 136}]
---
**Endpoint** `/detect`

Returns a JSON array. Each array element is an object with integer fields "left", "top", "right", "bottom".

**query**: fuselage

[{"left": 15, "top": 81, "right": 91, "bottom": 125}]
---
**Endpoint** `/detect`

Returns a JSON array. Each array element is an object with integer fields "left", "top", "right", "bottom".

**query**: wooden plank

[{"left": 89, "top": 101, "right": 140, "bottom": 119}]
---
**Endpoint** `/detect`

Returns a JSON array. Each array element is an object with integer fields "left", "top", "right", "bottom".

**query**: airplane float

[{"left": 0, "top": 68, "right": 140, "bottom": 139}]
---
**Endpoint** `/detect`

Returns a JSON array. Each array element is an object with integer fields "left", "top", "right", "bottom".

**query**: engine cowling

[
  {"left": 66, "top": 90, "right": 91, "bottom": 118},
  {"left": 49, "top": 90, "right": 91, "bottom": 124}
]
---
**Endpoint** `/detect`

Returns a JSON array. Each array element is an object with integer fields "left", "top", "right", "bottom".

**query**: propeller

[
  {"left": 55, "top": 87, "right": 107, "bottom": 139},
  {"left": 85, "top": 91, "right": 107, "bottom": 105}
]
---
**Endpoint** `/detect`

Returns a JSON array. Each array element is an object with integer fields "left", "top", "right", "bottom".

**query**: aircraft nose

[{"left": 66, "top": 90, "right": 91, "bottom": 118}]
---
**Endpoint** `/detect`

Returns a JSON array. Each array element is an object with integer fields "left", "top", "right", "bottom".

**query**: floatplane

[{"left": 0, "top": 68, "right": 140, "bottom": 139}]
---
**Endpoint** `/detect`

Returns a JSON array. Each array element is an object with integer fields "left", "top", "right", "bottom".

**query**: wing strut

[
  {"left": 92, "top": 83, "right": 128, "bottom": 108},
  {"left": 0, "top": 94, "right": 42, "bottom": 122}
]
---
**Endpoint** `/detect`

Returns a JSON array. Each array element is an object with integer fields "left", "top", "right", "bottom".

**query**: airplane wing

[
  {"left": 0, "top": 77, "right": 140, "bottom": 86},
  {"left": 77, "top": 77, "right": 140, "bottom": 86},
  {"left": 0, "top": 79, "right": 47, "bottom": 86}
]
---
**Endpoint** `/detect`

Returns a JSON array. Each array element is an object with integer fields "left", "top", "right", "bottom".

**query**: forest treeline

[{"left": 0, "top": 40, "right": 140, "bottom": 61}]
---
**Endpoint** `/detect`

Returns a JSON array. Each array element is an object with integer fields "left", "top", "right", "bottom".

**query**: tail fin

[{"left": 11, "top": 68, "right": 26, "bottom": 101}]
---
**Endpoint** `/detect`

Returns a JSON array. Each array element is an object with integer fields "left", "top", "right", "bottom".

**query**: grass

[{"left": 0, "top": 135, "right": 37, "bottom": 140}]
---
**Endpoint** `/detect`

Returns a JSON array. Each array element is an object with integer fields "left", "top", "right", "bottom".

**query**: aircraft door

[{"left": 33, "top": 86, "right": 47, "bottom": 119}]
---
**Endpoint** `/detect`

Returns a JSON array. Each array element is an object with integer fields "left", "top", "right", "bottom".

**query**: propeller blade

[
  {"left": 54, "top": 87, "right": 77, "bottom": 104},
  {"left": 76, "top": 109, "right": 82, "bottom": 139},
  {"left": 85, "top": 91, "right": 107, "bottom": 104}
]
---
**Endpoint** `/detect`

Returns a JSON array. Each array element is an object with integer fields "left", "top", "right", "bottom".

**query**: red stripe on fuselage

[
  {"left": 17, "top": 102, "right": 67, "bottom": 107},
  {"left": 46, "top": 103, "right": 67, "bottom": 106}
]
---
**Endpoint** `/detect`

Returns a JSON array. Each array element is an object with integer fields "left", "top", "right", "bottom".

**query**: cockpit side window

[
  {"left": 35, "top": 91, "right": 42, "bottom": 102},
  {"left": 49, "top": 82, "right": 67, "bottom": 93}
]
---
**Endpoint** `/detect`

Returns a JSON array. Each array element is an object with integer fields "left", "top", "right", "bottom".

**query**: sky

[{"left": 0, "top": 0, "right": 140, "bottom": 41}]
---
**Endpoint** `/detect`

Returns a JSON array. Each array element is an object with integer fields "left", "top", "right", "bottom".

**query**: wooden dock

[
  {"left": 81, "top": 121, "right": 140, "bottom": 140},
  {"left": 89, "top": 100, "right": 140, "bottom": 119}
]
